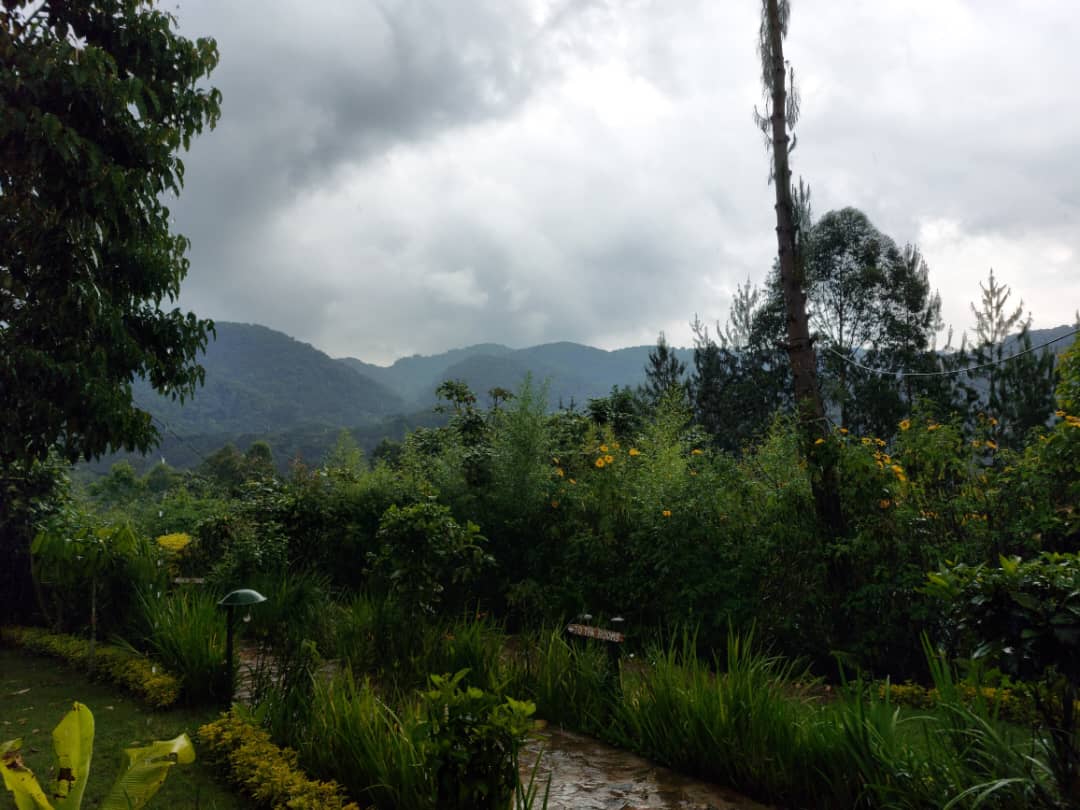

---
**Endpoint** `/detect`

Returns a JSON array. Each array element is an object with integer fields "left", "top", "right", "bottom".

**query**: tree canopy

[{"left": 0, "top": 0, "right": 221, "bottom": 468}]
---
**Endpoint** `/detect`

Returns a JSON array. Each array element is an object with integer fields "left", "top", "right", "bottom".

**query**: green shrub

[
  {"left": 136, "top": 589, "right": 228, "bottom": 704},
  {"left": 369, "top": 501, "right": 491, "bottom": 618},
  {"left": 419, "top": 670, "right": 535, "bottom": 810},
  {"left": 198, "top": 708, "right": 361, "bottom": 809}
]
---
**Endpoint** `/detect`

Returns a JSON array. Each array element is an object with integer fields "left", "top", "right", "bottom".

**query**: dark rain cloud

[{"left": 165, "top": 0, "right": 1080, "bottom": 363}]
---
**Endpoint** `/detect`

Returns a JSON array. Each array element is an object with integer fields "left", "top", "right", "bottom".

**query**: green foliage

[
  {"left": 0, "top": 456, "right": 69, "bottom": 623},
  {"left": 369, "top": 501, "right": 492, "bottom": 618},
  {"left": 31, "top": 518, "right": 164, "bottom": 639},
  {"left": 135, "top": 590, "right": 229, "bottom": 704},
  {"left": 0, "top": 0, "right": 220, "bottom": 467},
  {"left": 419, "top": 671, "right": 535, "bottom": 810},
  {"left": 926, "top": 554, "right": 1080, "bottom": 682},
  {"left": 642, "top": 331, "right": 688, "bottom": 406},
  {"left": 1059, "top": 336, "right": 1080, "bottom": 414},
  {"left": 927, "top": 555, "right": 1080, "bottom": 802}
]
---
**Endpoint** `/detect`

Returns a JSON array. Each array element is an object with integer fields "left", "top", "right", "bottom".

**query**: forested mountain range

[
  {"left": 86, "top": 321, "right": 1072, "bottom": 475},
  {"left": 340, "top": 340, "right": 695, "bottom": 410}
]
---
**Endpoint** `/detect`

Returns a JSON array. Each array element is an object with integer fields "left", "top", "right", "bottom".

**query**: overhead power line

[
  {"left": 823, "top": 327, "right": 1079, "bottom": 380},
  {"left": 132, "top": 397, "right": 211, "bottom": 466}
]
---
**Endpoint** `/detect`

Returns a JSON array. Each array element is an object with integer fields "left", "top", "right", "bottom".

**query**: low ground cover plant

[
  {"left": 1, "top": 626, "right": 180, "bottom": 708},
  {"left": 198, "top": 708, "right": 360, "bottom": 810}
]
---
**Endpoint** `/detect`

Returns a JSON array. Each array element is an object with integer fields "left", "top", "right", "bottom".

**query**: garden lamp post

[{"left": 218, "top": 588, "right": 267, "bottom": 704}]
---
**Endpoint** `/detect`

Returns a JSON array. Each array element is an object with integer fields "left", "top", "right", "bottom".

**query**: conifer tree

[{"left": 643, "top": 332, "right": 688, "bottom": 406}]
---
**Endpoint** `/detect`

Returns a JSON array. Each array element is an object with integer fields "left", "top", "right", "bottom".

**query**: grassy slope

[{"left": 0, "top": 648, "right": 241, "bottom": 810}]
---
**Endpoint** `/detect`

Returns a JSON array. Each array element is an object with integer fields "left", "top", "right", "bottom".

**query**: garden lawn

[{"left": 0, "top": 647, "right": 242, "bottom": 809}]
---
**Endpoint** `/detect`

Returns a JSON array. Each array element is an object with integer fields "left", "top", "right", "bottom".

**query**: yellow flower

[
  {"left": 927, "top": 424, "right": 940, "bottom": 432},
  {"left": 662, "top": 509, "right": 672, "bottom": 518},
  {"left": 985, "top": 440, "right": 998, "bottom": 450},
  {"left": 814, "top": 438, "right": 825, "bottom": 445},
  {"left": 839, "top": 427, "right": 849, "bottom": 435},
  {"left": 988, "top": 417, "right": 998, "bottom": 427},
  {"left": 604, "top": 454, "right": 615, "bottom": 464},
  {"left": 861, "top": 437, "right": 872, "bottom": 446},
  {"left": 551, "top": 500, "right": 559, "bottom": 508},
  {"left": 569, "top": 478, "right": 577, "bottom": 485},
  {"left": 899, "top": 419, "right": 911, "bottom": 431},
  {"left": 595, "top": 458, "right": 605, "bottom": 468},
  {"left": 690, "top": 470, "right": 698, "bottom": 476},
  {"left": 1056, "top": 410, "right": 1066, "bottom": 418},
  {"left": 600, "top": 444, "right": 609, "bottom": 453},
  {"left": 691, "top": 448, "right": 703, "bottom": 455},
  {"left": 628, "top": 447, "right": 641, "bottom": 456},
  {"left": 875, "top": 438, "right": 886, "bottom": 446},
  {"left": 157, "top": 532, "right": 192, "bottom": 553},
  {"left": 612, "top": 442, "right": 620, "bottom": 450},
  {"left": 556, "top": 467, "right": 565, "bottom": 477},
  {"left": 879, "top": 499, "right": 892, "bottom": 509}
]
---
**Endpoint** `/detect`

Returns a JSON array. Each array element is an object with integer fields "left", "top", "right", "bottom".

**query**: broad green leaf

[
  {"left": 100, "top": 733, "right": 195, "bottom": 810},
  {"left": 1, "top": 738, "right": 54, "bottom": 810},
  {"left": 51, "top": 702, "right": 94, "bottom": 810}
]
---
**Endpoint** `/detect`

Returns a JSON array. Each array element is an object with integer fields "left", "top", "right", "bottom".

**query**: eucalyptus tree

[
  {"left": 755, "top": 0, "right": 840, "bottom": 528},
  {"left": 801, "top": 208, "right": 943, "bottom": 435}
]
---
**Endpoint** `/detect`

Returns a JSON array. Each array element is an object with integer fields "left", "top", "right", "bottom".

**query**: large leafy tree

[
  {"left": 800, "top": 208, "right": 943, "bottom": 435},
  {"left": 0, "top": 0, "right": 221, "bottom": 469}
]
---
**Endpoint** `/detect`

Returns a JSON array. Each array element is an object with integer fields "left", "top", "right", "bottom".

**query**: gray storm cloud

[{"left": 169, "top": 0, "right": 1080, "bottom": 364}]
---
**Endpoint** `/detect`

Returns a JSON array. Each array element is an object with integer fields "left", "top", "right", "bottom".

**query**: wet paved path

[{"left": 520, "top": 726, "right": 772, "bottom": 810}]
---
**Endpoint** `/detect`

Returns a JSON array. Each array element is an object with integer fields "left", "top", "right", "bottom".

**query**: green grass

[{"left": 0, "top": 647, "right": 241, "bottom": 809}]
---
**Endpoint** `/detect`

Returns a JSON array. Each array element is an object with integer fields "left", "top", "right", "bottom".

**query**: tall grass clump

[
  {"left": 845, "top": 640, "right": 1058, "bottom": 809},
  {"left": 507, "top": 627, "right": 614, "bottom": 733},
  {"left": 611, "top": 629, "right": 834, "bottom": 804},
  {"left": 137, "top": 588, "right": 228, "bottom": 702},
  {"left": 298, "top": 669, "right": 434, "bottom": 810}
]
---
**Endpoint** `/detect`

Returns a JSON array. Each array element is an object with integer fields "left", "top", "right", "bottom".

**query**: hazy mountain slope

[
  {"left": 339, "top": 342, "right": 697, "bottom": 409},
  {"left": 133, "top": 322, "right": 404, "bottom": 435},
  {"left": 339, "top": 343, "right": 514, "bottom": 403}
]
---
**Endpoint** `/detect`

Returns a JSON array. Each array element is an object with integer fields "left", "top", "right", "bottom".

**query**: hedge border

[
  {"left": 198, "top": 709, "right": 362, "bottom": 810},
  {"left": 1, "top": 625, "right": 181, "bottom": 708}
]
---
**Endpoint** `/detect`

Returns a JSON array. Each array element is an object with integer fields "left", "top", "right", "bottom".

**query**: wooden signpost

[{"left": 566, "top": 623, "right": 624, "bottom": 643}]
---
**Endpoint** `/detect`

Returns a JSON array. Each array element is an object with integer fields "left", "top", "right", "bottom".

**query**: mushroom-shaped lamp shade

[{"left": 218, "top": 589, "right": 267, "bottom": 607}]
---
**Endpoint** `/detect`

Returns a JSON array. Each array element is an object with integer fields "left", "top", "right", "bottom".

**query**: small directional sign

[{"left": 566, "top": 623, "right": 624, "bottom": 643}]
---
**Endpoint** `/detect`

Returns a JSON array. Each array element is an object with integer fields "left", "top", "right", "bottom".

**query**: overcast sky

[{"left": 169, "top": 0, "right": 1080, "bottom": 365}]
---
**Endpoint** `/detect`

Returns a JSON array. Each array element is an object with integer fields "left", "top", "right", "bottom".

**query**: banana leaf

[
  {"left": 101, "top": 733, "right": 195, "bottom": 810},
  {"left": 1, "top": 738, "right": 54, "bottom": 810},
  {"left": 51, "top": 702, "right": 94, "bottom": 810}
]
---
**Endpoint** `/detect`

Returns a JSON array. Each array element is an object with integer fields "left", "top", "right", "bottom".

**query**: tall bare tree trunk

[{"left": 761, "top": 0, "right": 843, "bottom": 532}]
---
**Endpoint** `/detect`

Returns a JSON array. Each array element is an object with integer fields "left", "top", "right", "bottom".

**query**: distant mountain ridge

[
  {"left": 340, "top": 340, "right": 695, "bottom": 410},
  {"left": 83, "top": 321, "right": 1073, "bottom": 476},
  {"left": 132, "top": 322, "right": 405, "bottom": 436}
]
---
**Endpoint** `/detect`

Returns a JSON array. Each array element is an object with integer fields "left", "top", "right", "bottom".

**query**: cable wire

[{"left": 823, "top": 327, "right": 1079, "bottom": 380}]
